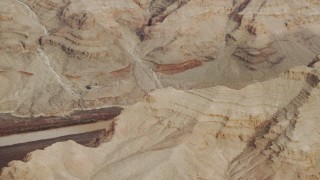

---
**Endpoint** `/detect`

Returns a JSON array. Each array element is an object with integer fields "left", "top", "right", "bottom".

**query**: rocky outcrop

[
  {"left": 0, "top": 0, "right": 147, "bottom": 117},
  {"left": 1, "top": 0, "right": 320, "bottom": 179},
  {"left": 0, "top": 129, "right": 107, "bottom": 170},
  {"left": 153, "top": 59, "right": 203, "bottom": 74},
  {"left": 2, "top": 64, "right": 320, "bottom": 179},
  {"left": 1, "top": 0, "right": 320, "bottom": 116},
  {"left": 0, "top": 107, "right": 122, "bottom": 136}
]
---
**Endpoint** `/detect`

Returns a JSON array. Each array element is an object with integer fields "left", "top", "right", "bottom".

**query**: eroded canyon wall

[
  {"left": 0, "top": 0, "right": 320, "bottom": 116},
  {"left": 2, "top": 62, "right": 320, "bottom": 179},
  {"left": 1, "top": 0, "right": 320, "bottom": 179}
]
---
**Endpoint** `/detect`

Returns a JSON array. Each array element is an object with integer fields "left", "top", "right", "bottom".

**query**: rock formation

[
  {"left": 1, "top": 0, "right": 320, "bottom": 117},
  {"left": 1, "top": 0, "right": 320, "bottom": 179},
  {"left": 2, "top": 63, "right": 320, "bottom": 179}
]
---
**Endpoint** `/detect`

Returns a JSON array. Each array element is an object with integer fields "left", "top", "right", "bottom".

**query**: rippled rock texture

[
  {"left": 1, "top": 0, "right": 320, "bottom": 117},
  {"left": 2, "top": 64, "right": 320, "bottom": 179},
  {"left": 1, "top": 0, "right": 320, "bottom": 179}
]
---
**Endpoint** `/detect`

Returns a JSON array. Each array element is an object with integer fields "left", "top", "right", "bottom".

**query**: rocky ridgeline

[
  {"left": 1, "top": 0, "right": 320, "bottom": 116},
  {"left": 2, "top": 63, "right": 320, "bottom": 179},
  {"left": 1, "top": 0, "right": 320, "bottom": 179}
]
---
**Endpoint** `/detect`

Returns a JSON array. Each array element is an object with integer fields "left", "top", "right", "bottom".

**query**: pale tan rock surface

[
  {"left": 1, "top": 0, "right": 320, "bottom": 179},
  {"left": 2, "top": 64, "right": 320, "bottom": 180},
  {"left": 1, "top": 0, "right": 320, "bottom": 116}
]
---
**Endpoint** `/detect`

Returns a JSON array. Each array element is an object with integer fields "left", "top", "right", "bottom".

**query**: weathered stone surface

[
  {"left": 1, "top": 0, "right": 320, "bottom": 179},
  {"left": 1, "top": 0, "right": 320, "bottom": 117},
  {"left": 2, "top": 64, "right": 320, "bottom": 179},
  {"left": 0, "top": 107, "right": 122, "bottom": 136}
]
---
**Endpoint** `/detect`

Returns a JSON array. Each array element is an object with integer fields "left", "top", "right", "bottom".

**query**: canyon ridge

[{"left": 1, "top": 0, "right": 320, "bottom": 179}]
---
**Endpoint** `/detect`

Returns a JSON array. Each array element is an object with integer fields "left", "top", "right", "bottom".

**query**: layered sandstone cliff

[
  {"left": 2, "top": 63, "right": 320, "bottom": 179},
  {"left": 1, "top": 0, "right": 320, "bottom": 117},
  {"left": 1, "top": 0, "right": 320, "bottom": 179}
]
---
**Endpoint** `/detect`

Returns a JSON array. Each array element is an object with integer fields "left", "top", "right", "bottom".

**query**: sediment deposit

[{"left": 1, "top": 0, "right": 320, "bottom": 179}]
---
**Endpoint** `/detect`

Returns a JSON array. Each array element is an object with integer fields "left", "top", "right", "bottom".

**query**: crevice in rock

[
  {"left": 149, "top": 0, "right": 177, "bottom": 17},
  {"left": 226, "top": 70, "right": 320, "bottom": 179},
  {"left": 308, "top": 55, "right": 320, "bottom": 67},
  {"left": 148, "top": 0, "right": 189, "bottom": 26},
  {"left": 136, "top": 0, "right": 189, "bottom": 41},
  {"left": 229, "top": 0, "right": 252, "bottom": 24}
]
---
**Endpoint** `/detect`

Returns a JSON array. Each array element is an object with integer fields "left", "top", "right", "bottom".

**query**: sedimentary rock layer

[
  {"left": 2, "top": 64, "right": 320, "bottom": 179},
  {"left": 0, "top": 129, "right": 106, "bottom": 170},
  {"left": 1, "top": 0, "right": 320, "bottom": 179},
  {"left": 1, "top": 0, "right": 320, "bottom": 117},
  {"left": 0, "top": 107, "right": 122, "bottom": 136}
]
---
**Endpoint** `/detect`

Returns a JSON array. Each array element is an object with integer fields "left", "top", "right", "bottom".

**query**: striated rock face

[
  {"left": 2, "top": 64, "right": 320, "bottom": 179},
  {"left": 1, "top": 0, "right": 320, "bottom": 179},
  {"left": 1, "top": 0, "right": 320, "bottom": 117},
  {"left": 0, "top": 0, "right": 147, "bottom": 117}
]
